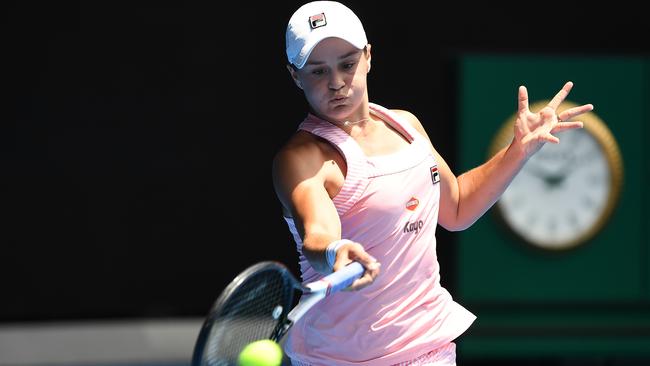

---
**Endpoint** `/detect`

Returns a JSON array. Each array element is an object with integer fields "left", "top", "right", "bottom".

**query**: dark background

[{"left": 4, "top": 0, "right": 648, "bottom": 344}]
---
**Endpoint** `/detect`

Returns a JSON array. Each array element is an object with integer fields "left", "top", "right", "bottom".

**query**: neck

[
  {"left": 309, "top": 100, "right": 372, "bottom": 129},
  {"left": 343, "top": 117, "right": 371, "bottom": 127},
  {"left": 310, "top": 112, "right": 373, "bottom": 129}
]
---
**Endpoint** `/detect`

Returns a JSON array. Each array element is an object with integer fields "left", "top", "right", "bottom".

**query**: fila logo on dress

[{"left": 430, "top": 165, "right": 440, "bottom": 184}]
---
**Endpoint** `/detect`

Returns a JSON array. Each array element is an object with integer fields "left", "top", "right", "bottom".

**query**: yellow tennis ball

[{"left": 238, "top": 339, "right": 283, "bottom": 366}]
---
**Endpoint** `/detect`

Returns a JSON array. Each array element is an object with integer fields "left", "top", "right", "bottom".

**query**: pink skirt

[{"left": 289, "top": 342, "right": 456, "bottom": 366}]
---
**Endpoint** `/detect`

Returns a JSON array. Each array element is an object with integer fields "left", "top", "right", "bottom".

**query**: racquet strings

[{"left": 202, "top": 267, "right": 295, "bottom": 366}]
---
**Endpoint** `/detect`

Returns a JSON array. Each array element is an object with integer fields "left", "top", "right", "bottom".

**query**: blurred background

[{"left": 3, "top": 1, "right": 649, "bottom": 365}]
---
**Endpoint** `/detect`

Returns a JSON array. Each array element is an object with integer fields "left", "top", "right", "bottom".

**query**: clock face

[
  {"left": 499, "top": 129, "right": 608, "bottom": 249},
  {"left": 491, "top": 101, "right": 623, "bottom": 250}
]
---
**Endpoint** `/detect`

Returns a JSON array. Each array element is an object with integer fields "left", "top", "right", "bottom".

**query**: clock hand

[
  {"left": 544, "top": 153, "right": 582, "bottom": 187},
  {"left": 524, "top": 162, "right": 563, "bottom": 189},
  {"left": 527, "top": 144, "right": 581, "bottom": 188},
  {"left": 544, "top": 173, "right": 566, "bottom": 187}
]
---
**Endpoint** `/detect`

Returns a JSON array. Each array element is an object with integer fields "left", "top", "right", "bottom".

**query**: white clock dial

[
  {"left": 499, "top": 128, "right": 609, "bottom": 248},
  {"left": 490, "top": 101, "right": 623, "bottom": 250}
]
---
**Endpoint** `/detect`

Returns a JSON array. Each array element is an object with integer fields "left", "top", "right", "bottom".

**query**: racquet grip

[{"left": 323, "top": 261, "right": 365, "bottom": 293}]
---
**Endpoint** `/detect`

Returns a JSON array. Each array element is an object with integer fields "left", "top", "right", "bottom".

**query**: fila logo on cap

[
  {"left": 430, "top": 166, "right": 440, "bottom": 184},
  {"left": 309, "top": 13, "right": 327, "bottom": 29}
]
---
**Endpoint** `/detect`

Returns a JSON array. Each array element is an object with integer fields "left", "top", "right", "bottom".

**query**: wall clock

[{"left": 488, "top": 100, "right": 623, "bottom": 250}]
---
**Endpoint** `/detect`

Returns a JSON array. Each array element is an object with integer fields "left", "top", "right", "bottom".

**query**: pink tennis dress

[{"left": 283, "top": 103, "right": 476, "bottom": 365}]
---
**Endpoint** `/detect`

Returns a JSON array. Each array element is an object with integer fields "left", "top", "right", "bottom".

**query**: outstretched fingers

[
  {"left": 552, "top": 102, "right": 593, "bottom": 133},
  {"left": 548, "top": 81, "right": 574, "bottom": 110},
  {"left": 542, "top": 133, "right": 561, "bottom": 144},
  {"left": 524, "top": 131, "right": 560, "bottom": 146},
  {"left": 517, "top": 85, "right": 528, "bottom": 113},
  {"left": 558, "top": 103, "right": 594, "bottom": 122},
  {"left": 551, "top": 121, "right": 584, "bottom": 134},
  {"left": 518, "top": 85, "right": 529, "bottom": 113}
]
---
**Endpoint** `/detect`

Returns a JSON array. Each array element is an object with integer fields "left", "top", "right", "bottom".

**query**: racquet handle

[
  {"left": 287, "top": 261, "right": 366, "bottom": 326},
  {"left": 324, "top": 261, "right": 365, "bottom": 293}
]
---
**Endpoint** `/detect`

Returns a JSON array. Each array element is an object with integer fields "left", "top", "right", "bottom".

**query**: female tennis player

[{"left": 272, "top": 2, "right": 593, "bottom": 364}]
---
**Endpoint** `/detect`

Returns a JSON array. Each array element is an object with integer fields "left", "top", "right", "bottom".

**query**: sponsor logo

[
  {"left": 403, "top": 220, "right": 424, "bottom": 235},
  {"left": 309, "top": 13, "right": 327, "bottom": 29},
  {"left": 430, "top": 165, "right": 440, "bottom": 184},
  {"left": 406, "top": 197, "right": 419, "bottom": 211}
]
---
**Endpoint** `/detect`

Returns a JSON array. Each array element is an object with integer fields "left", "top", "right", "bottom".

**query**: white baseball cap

[{"left": 285, "top": 1, "right": 368, "bottom": 69}]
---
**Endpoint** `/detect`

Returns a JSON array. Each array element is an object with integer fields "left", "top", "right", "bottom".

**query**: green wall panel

[{"left": 455, "top": 54, "right": 649, "bottom": 358}]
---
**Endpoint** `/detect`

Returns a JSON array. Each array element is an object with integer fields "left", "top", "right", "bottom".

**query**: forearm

[{"left": 452, "top": 141, "right": 528, "bottom": 230}]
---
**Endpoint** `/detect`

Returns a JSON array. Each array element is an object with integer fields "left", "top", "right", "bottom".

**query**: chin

[{"left": 329, "top": 101, "right": 358, "bottom": 117}]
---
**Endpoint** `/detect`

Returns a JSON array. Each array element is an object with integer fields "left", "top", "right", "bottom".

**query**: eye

[
  {"left": 311, "top": 68, "right": 325, "bottom": 75},
  {"left": 342, "top": 62, "right": 356, "bottom": 70}
]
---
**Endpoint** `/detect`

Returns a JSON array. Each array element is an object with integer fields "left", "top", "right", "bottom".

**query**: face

[{"left": 288, "top": 38, "right": 371, "bottom": 123}]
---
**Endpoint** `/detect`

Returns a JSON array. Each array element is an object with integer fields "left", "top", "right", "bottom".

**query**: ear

[
  {"left": 286, "top": 64, "right": 303, "bottom": 90},
  {"left": 365, "top": 44, "right": 372, "bottom": 73}
]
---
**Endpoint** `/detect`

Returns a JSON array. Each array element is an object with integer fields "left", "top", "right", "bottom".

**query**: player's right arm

[
  {"left": 272, "top": 134, "right": 342, "bottom": 274},
  {"left": 272, "top": 133, "right": 379, "bottom": 288}
]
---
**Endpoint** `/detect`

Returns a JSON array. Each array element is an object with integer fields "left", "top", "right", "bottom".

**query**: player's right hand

[{"left": 333, "top": 241, "right": 380, "bottom": 291}]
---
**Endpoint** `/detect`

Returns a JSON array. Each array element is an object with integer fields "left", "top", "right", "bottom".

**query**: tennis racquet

[{"left": 191, "top": 260, "right": 365, "bottom": 366}]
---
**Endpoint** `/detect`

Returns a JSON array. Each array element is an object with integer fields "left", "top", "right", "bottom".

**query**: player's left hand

[{"left": 513, "top": 81, "right": 593, "bottom": 158}]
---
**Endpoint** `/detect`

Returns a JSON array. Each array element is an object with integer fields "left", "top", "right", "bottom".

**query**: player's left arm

[
  {"left": 394, "top": 82, "right": 591, "bottom": 231},
  {"left": 394, "top": 109, "right": 527, "bottom": 231}
]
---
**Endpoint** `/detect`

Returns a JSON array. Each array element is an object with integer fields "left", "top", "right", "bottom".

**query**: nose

[{"left": 328, "top": 70, "right": 345, "bottom": 91}]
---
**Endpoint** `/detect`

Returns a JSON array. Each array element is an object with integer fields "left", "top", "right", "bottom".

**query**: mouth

[{"left": 330, "top": 95, "right": 347, "bottom": 105}]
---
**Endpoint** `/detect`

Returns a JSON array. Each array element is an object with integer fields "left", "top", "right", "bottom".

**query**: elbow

[
  {"left": 441, "top": 222, "right": 470, "bottom": 232},
  {"left": 440, "top": 216, "right": 477, "bottom": 232}
]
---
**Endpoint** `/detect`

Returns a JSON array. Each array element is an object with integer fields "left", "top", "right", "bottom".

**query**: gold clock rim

[{"left": 488, "top": 100, "right": 624, "bottom": 251}]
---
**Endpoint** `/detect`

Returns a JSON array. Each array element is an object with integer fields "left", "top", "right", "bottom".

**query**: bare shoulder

[
  {"left": 274, "top": 129, "right": 330, "bottom": 157},
  {"left": 272, "top": 131, "right": 334, "bottom": 175},
  {"left": 391, "top": 109, "right": 429, "bottom": 138},
  {"left": 271, "top": 130, "right": 346, "bottom": 211},
  {"left": 274, "top": 131, "right": 316, "bottom": 166}
]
